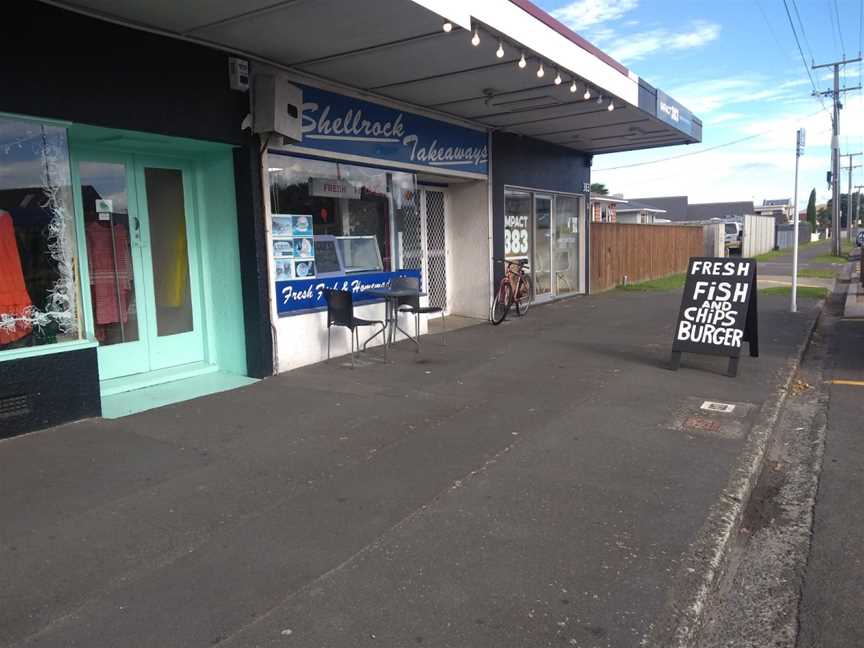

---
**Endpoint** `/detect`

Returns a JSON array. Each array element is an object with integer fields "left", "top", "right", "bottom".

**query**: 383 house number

[
  {"left": 504, "top": 215, "right": 530, "bottom": 255},
  {"left": 504, "top": 227, "right": 529, "bottom": 255}
]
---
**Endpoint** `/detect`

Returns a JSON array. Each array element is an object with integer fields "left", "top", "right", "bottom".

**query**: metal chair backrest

[
  {"left": 391, "top": 276, "right": 420, "bottom": 309},
  {"left": 324, "top": 289, "right": 354, "bottom": 329}
]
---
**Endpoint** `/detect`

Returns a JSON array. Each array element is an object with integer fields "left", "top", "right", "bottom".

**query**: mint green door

[
  {"left": 75, "top": 152, "right": 151, "bottom": 380},
  {"left": 134, "top": 157, "right": 204, "bottom": 371},
  {"left": 75, "top": 153, "right": 204, "bottom": 379}
]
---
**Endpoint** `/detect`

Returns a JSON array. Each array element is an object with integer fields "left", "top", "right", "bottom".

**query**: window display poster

[
  {"left": 273, "top": 213, "right": 315, "bottom": 279},
  {"left": 272, "top": 215, "right": 294, "bottom": 238},
  {"left": 273, "top": 240, "right": 294, "bottom": 258},
  {"left": 274, "top": 259, "right": 293, "bottom": 281},
  {"left": 504, "top": 214, "right": 530, "bottom": 259},
  {"left": 293, "top": 236, "right": 314, "bottom": 258}
]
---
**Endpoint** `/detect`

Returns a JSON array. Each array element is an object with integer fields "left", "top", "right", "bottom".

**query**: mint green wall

[{"left": 195, "top": 151, "right": 247, "bottom": 376}]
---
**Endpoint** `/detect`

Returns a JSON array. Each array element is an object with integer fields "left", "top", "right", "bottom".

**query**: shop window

[
  {"left": 0, "top": 116, "right": 80, "bottom": 352},
  {"left": 268, "top": 155, "right": 417, "bottom": 274}
]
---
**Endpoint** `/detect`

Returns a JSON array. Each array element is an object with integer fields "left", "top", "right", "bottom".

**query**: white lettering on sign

[
  {"left": 402, "top": 135, "right": 488, "bottom": 167},
  {"left": 301, "top": 102, "right": 488, "bottom": 169},
  {"left": 659, "top": 100, "right": 680, "bottom": 123},
  {"left": 302, "top": 104, "right": 405, "bottom": 140}
]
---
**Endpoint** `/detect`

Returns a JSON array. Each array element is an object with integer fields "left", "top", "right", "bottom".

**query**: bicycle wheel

[
  {"left": 490, "top": 281, "right": 512, "bottom": 325},
  {"left": 515, "top": 274, "right": 532, "bottom": 315}
]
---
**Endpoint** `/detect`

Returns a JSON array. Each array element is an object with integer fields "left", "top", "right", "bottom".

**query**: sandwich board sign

[{"left": 670, "top": 258, "right": 758, "bottom": 377}]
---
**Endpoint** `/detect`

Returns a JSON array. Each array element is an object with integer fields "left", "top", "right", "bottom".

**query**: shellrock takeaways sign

[{"left": 670, "top": 258, "right": 758, "bottom": 377}]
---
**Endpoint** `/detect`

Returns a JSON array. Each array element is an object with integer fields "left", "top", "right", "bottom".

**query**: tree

[
  {"left": 590, "top": 182, "right": 609, "bottom": 195},
  {"left": 806, "top": 188, "right": 817, "bottom": 232},
  {"left": 816, "top": 205, "right": 831, "bottom": 233}
]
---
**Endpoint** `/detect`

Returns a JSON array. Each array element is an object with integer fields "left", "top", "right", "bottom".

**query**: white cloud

[
  {"left": 551, "top": 0, "right": 638, "bottom": 30},
  {"left": 706, "top": 112, "right": 748, "bottom": 125},
  {"left": 665, "top": 75, "right": 815, "bottom": 115},
  {"left": 607, "top": 21, "right": 720, "bottom": 64},
  {"left": 593, "top": 94, "right": 864, "bottom": 205}
]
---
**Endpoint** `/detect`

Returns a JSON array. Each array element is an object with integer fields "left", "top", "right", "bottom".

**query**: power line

[
  {"left": 833, "top": 0, "right": 847, "bottom": 58},
  {"left": 790, "top": 0, "right": 815, "bottom": 62},
  {"left": 781, "top": 0, "right": 828, "bottom": 111},
  {"left": 594, "top": 110, "right": 828, "bottom": 171},
  {"left": 860, "top": 0, "right": 863, "bottom": 54},
  {"left": 827, "top": 0, "right": 843, "bottom": 58},
  {"left": 754, "top": 0, "right": 790, "bottom": 53}
]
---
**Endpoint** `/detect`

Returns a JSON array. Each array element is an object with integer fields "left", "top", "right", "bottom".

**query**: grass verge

[
  {"left": 754, "top": 240, "right": 824, "bottom": 262},
  {"left": 808, "top": 254, "right": 848, "bottom": 265},
  {"left": 618, "top": 273, "right": 686, "bottom": 292},
  {"left": 759, "top": 286, "right": 829, "bottom": 299},
  {"left": 797, "top": 268, "right": 838, "bottom": 279}
]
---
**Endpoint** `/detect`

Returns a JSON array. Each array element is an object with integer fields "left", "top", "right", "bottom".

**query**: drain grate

[
  {"left": 701, "top": 401, "right": 736, "bottom": 414},
  {"left": 0, "top": 394, "right": 30, "bottom": 419}
]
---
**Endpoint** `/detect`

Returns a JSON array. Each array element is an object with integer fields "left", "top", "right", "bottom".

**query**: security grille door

[
  {"left": 423, "top": 190, "right": 448, "bottom": 312},
  {"left": 400, "top": 193, "right": 423, "bottom": 275}
]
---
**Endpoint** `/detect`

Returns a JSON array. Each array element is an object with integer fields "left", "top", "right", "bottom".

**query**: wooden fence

[{"left": 589, "top": 223, "right": 703, "bottom": 292}]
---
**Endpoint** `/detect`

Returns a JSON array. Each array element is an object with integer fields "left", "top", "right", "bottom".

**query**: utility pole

[
  {"left": 855, "top": 184, "right": 864, "bottom": 232},
  {"left": 792, "top": 128, "right": 805, "bottom": 313},
  {"left": 841, "top": 153, "right": 862, "bottom": 246},
  {"left": 812, "top": 56, "right": 862, "bottom": 256}
]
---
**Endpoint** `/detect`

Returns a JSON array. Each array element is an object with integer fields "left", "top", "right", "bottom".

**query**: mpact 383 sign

[
  {"left": 504, "top": 214, "right": 530, "bottom": 258},
  {"left": 671, "top": 258, "right": 759, "bottom": 377}
]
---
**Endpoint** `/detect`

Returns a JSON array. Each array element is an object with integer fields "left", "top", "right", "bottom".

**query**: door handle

[{"left": 132, "top": 216, "right": 142, "bottom": 247}]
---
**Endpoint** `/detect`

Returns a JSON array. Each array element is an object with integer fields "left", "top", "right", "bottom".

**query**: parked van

[{"left": 724, "top": 221, "right": 743, "bottom": 252}]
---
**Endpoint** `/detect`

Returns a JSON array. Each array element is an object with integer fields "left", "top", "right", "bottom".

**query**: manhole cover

[
  {"left": 668, "top": 398, "right": 757, "bottom": 440},
  {"left": 701, "top": 401, "right": 736, "bottom": 413}
]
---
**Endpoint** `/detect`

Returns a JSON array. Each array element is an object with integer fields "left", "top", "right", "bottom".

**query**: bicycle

[{"left": 490, "top": 257, "right": 532, "bottom": 325}]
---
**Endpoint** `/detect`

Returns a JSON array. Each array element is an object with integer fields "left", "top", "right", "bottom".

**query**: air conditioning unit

[{"left": 253, "top": 73, "right": 302, "bottom": 144}]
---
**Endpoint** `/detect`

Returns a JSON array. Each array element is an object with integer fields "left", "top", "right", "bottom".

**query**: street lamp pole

[{"left": 792, "top": 128, "right": 804, "bottom": 313}]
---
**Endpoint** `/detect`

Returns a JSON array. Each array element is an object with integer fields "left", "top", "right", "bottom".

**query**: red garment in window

[
  {"left": 86, "top": 220, "right": 132, "bottom": 325},
  {"left": 0, "top": 210, "right": 33, "bottom": 345}
]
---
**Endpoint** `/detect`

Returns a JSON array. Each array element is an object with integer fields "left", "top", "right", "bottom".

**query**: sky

[{"left": 535, "top": 0, "right": 864, "bottom": 209}]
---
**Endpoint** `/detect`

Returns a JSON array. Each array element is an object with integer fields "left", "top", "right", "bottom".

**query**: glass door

[
  {"left": 553, "top": 195, "right": 580, "bottom": 295},
  {"left": 533, "top": 195, "right": 553, "bottom": 301},
  {"left": 75, "top": 153, "right": 204, "bottom": 380},
  {"left": 76, "top": 153, "right": 150, "bottom": 380},
  {"left": 134, "top": 157, "right": 204, "bottom": 371}
]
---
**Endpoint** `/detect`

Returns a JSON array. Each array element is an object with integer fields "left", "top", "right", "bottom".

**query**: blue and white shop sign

[
  {"left": 276, "top": 269, "right": 421, "bottom": 315},
  {"left": 656, "top": 90, "right": 695, "bottom": 137},
  {"left": 285, "top": 84, "right": 488, "bottom": 176}
]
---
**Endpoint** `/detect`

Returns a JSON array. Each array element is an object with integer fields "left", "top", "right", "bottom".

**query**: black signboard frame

[{"left": 670, "top": 257, "right": 759, "bottom": 377}]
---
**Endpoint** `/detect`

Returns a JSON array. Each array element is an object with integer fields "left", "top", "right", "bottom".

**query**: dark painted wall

[
  {"left": 234, "top": 136, "right": 274, "bottom": 379},
  {"left": 0, "top": 348, "right": 100, "bottom": 439},
  {"left": 4, "top": 1, "right": 247, "bottom": 144},
  {"left": 1, "top": 2, "right": 274, "bottom": 434},
  {"left": 491, "top": 132, "right": 591, "bottom": 285}
]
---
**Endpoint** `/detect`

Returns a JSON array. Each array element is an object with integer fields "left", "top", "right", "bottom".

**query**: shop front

[
  {"left": 503, "top": 189, "right": 585, "bottom": 301},
  {"left": 0, "top": 3, "right": 265, "bottom": 436},
  {"left": 261, "top": 78, "right": 491, "bottom": 371},
  {"left": 493, "top": 132, "right": 591, "bottom": 297}
]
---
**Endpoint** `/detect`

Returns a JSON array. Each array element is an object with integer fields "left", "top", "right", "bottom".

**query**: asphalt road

[
  {"left": 797, "top": 307, "right": 864, "bottom": 647},
  {"left": 0, "top": 290, "right": 820, "bottom": 648}
]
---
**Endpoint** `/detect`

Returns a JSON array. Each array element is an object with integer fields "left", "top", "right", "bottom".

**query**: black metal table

[{"left": 366, "top": 287, "right": 427, "bottom": 349}]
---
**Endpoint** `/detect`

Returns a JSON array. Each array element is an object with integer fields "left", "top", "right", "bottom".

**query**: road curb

[{"left": 643, "top": 303, "right": 823, "bottom": 648}]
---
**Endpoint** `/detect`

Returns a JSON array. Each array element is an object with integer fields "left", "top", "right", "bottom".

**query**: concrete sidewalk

[{"left": 0, "top": 289, "right": 820, "bottom": 648}]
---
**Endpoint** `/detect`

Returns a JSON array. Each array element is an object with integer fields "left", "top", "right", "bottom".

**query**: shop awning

[{"left": 42, "top": 0, "right": 701, "bottom": 155}]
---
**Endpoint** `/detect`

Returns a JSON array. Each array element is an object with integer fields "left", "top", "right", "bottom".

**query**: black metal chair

[
  {"left": 324, "top": 289, "right": 386, "bottom": 368},
  {"left": 391, "top": 276, "right": 445, "bottom": 351}
]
